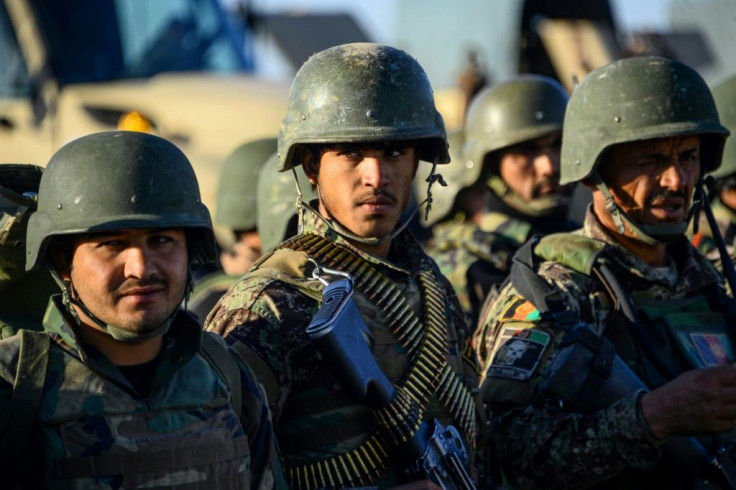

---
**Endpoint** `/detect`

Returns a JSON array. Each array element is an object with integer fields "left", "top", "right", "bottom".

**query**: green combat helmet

[
  {"left": 710, "top": 75, "right": 736, "bottom": 181},
  {"left": 215, "top": 137, "right": 277, "bottom": 233},
  {"left": 277, "top": 43, "right": 450, "bottom": 244},
  {"left": 561, "top": 56, "right": 729, "bottom": 244},
  {"left": 462, "top": 74, "right": 569, "bottom": 217},
  {"left": 26, "top": 131, "right": 216, "bottom": 341},
  {"left": 278, "top": 42, "right": 450, "bottom": 171},
  {"left": 257, "top": 152, "right": 318, "bottom": 253}
]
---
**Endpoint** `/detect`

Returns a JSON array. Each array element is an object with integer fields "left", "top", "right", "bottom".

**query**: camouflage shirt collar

[
  {"left": 42, "top": 295, "right": 202, "bottom": 391},
  {"left": 581, "top": 206, "right": 720, "bottom": 290},
  {"left": 300, "top": 204, "right": 430, "bottom": 276}
]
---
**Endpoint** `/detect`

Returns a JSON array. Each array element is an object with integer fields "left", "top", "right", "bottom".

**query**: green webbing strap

[
  {"left": 0, "top": 330, "right": 50, "bottom": 475},
  {"left": 49, "top": 436, "right": 250, "bottom": 478},
  {"left": 200, "top": 332, "right": 242, "bottom": 417}
]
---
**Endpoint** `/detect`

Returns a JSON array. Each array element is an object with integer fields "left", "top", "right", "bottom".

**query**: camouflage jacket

[
  {"left": 205, "top": 207, "right": 482, "bottom": 489},
  {"left": 424, "top": 216, "right": 523, "bottom": 326},
  {"left": 0, "top": 295, "right": 280, "bottom": 489},
  {"left": 476, "top": 207, "right": 731, "bottom": 489}
]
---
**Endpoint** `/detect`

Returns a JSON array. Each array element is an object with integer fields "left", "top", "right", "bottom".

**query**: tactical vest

[
  {"left": 246, "top": 232, "right": 478, "bottom": 489},
  {"left": 511, "top": 233, "right": 735, "bottom": 389},
  {"left": 1, "top": 332, "right": 254, "bottom": 489}
]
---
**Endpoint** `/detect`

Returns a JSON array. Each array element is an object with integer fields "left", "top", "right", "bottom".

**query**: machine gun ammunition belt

[
  {"left": 287, "top": 434, "right": 388, "bottom": 490},
  {"left": 282, "top": 233, "right": 477, "bottom": 447}
]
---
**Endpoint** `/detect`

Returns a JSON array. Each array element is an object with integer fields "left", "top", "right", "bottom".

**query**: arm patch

[
  {"left": 486, "top": 326, "right": 550, "bottom": 381},
  {"left": 500, "top": 298, "right": 541, "bottom": 322}
]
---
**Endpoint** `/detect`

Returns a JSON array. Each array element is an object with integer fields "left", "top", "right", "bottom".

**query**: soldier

[
  {"left": 0, "top": 131, "right": 282, "bottom": 488},
  {"left": 206, "top": 43, "right": 482, "bottom": 489},
  {"left": 692, "top": 75, "right": 736, "bottom": 256},
  {"left": 189, "top": 138, "right": 276, "bottom": 322},
  {"left": 419, "top": 75, "right": 572, "bottom": 338},
  {"left": 0, "top": 164, "right": 57, "bottom": 337},
  {"left": 477, "top": 57, "right": 736, "bottom": 488}
]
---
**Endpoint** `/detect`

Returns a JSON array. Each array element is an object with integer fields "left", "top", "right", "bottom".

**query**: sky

[
  {"left": 225, "top": 0, "right": 736, "bottom": 88},
  {"left": 235, "top": 0, "right": 671, "bottom": 41}
]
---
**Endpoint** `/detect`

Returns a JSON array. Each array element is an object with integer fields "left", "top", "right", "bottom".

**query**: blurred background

[{"left": 1, "top": 0, "right": 735, "bottom": 231}]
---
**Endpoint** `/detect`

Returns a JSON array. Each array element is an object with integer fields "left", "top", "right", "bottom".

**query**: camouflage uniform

[
  {"left": 420, "top": 76, "right": 574, "bottom": 326},
  {"left": 423, "top": 218, "right": 523, "bottom": 325},
  {"left": 205, "top": 206, "right": 481, "bottom": 488},
  {"left": 0, "top": 296, "right": 278, "bottom": 489},
  {"left": 477, "top": 208, "right": 733, "bottom": 488},
  {"left": 3, "top": 131, "right": 286, "bottom": 489}
]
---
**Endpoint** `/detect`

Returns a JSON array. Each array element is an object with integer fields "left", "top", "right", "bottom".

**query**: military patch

[
  {"left": 690, "top": 333, "right": 733, "bottom": 367},
  {"left": 487, "top": 327, "right": 550, "bottom": 381},
  {"left": 663, "top": 310, "right": 734, "bottom": 369},
  {"left": 500, "top": 297, "right": 540, "bottom": 322},
  {"left": 462, "top": 340, "right": 481, "bottom": 376}
]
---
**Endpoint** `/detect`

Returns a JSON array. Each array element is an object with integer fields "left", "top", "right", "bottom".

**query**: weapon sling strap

[
  {"left": 0, "top": 329, "right": 50, "bottom": 477},
  {"left": 200, "top": 332, "right": 242, "bottom": 417}
]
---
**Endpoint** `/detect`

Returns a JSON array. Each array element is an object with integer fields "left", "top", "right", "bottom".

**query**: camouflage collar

[
  {"left": 42, "top": 295, "right": 202, "bottom": 393},
  {"left": 300, "top": 204, "right": 429, "bottom": 276},
  {"left": 582, "top": 206, "right": 721, "bottom": 290}
]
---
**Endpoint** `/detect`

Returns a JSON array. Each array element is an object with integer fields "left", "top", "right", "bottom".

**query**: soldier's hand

[
  {"left": 388, "top": 480, "right": 442, "bottom": 490},
  {"left": 640, "top": 366, "right": 736, "bottom": 439}
]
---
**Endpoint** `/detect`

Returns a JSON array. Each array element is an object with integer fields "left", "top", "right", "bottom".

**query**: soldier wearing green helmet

[
  {"left": 189, "top": 137, "right": 276, "bottom": 322},
  {"left": 0, "top": 164, "right": 57, "bottom": 337},
  {"left": 691, "top": 75, "right": 736, "bottom": 256},
  {"left": 205, "top": 43, "right": 483, "bottom": 489},
  {"left": 416, "top": 75, "right": 573, "bottom": 327},
  {"left": 0, "top": 131, "right": 283, "bottom": 488},
  {"left": 477, "top": 57, "right": 736, "bottom": 488}
]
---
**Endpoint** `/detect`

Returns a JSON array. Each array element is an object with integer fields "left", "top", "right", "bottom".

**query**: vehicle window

[
  {"left": 29, "top": 0, "right": 247, "bottom": 85},
  {"left": 0, "top": 3, "right": 31, "bottom": 98}
]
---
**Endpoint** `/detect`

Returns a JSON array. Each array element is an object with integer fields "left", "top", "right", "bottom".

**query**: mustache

[
  {"left": 646, "top": 189, "right": 687, "bottom": 205},
  {"left": 115, "top": 277, "right": 168, "bottom": 297},
  {"left": 354, "top": 189, "right": 396, "bottom": 205}
]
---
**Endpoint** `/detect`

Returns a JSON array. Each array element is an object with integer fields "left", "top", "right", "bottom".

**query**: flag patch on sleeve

[{"left": 500, "top": 297, "right": 540, "bottom": 322}]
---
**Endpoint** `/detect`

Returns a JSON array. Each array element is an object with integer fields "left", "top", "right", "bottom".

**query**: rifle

[
  {"left": 539, "top": 325, "right": 736, "bottom": 489},
  {"left": 306, "top": 266, "right": 477, "bottom": 490}
]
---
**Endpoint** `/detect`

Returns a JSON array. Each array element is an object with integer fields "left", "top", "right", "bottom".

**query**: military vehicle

[{"left": 0, "top": 0, "right": 289, "bottom": 237}]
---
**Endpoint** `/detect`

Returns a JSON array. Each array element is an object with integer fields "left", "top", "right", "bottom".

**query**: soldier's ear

[
  {"left": 49, "top": 238, "right": 74, "bottom": 281},
  {"left": 300, "top": 147, "right": 319, "bottom": 185}
]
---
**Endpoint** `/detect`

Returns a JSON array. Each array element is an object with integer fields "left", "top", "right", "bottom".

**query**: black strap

[
  {"left": 511, "top": 237, "right": 680, "bottom": 382},
  {"left": 200, "top": 332, "right": 242, "bottom": 416},
  {"left": 509, "top": 236, "right": 577, "bottom": 327}
]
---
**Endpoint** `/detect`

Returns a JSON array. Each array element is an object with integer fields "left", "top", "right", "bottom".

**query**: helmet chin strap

[
  {"left": 290, "top": 163, "right": 447, "bottom": 246},
  {"left": 48, "top": 263, "right": 185, "bottom": 343},
  {"left": 591, "top": 172, "right": 692, "bottom": 246},
  {"left": 486, "top": 175, "right": 571, "bottom": 218}
]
